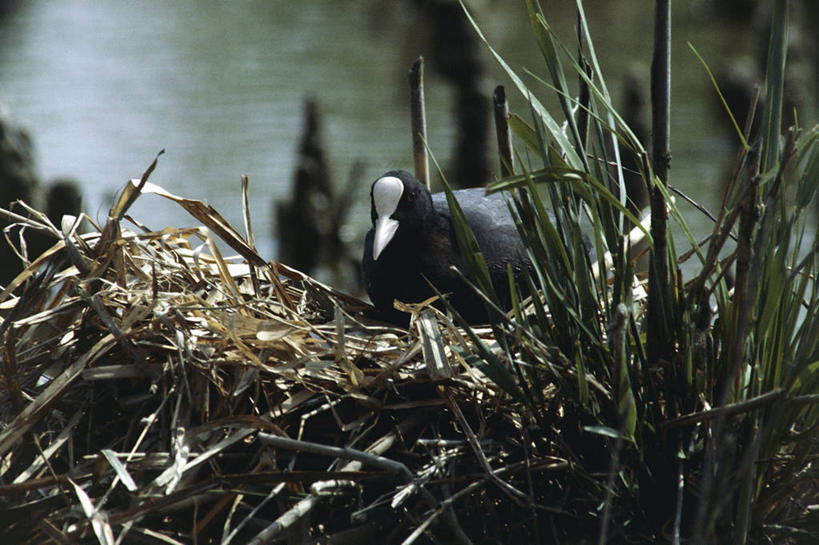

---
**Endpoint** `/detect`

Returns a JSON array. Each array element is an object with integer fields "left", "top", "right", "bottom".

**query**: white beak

[
  {"left": 372, "top": 216, "right": 399, "bottom": 260},
  {"left": 370, "top": 175, "right": 404, "bottom": 261}
]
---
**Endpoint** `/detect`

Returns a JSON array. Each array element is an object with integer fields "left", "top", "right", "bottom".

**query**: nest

[{"left": 1, "top": 164, "right": 603, "bottom": 545}]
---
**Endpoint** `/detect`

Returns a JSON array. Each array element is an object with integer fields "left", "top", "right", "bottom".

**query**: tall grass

[{"left": 454, "top": 0, "right": 819, "bottom": 542}]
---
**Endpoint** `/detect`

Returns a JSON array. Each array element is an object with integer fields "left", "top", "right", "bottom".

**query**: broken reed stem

[
  {"left": 647, "top": 0, "right": 673, "bottom": 365},
  {"left": 408, "top": 57, "right": 430, "bottom": 189},
  {"left": 113, "top": 149, "right": 164, "bottom": 224},
  {"left": 245, "top": 482, "right": 356, "bottom": 545},
  {"left": 730, "top": 174, "right": 759, "bottom": 389},
  {"left": 650, "top": 0, "right": 671, "bottom": 184},
  {"left": 575, "top": 22, "right": 591, "bottom": 150},
  {"left": 258, "top": 433, "right": 411, "bottom": 480},
  {"left": 661, "top": 389, "right": 784, "bottom": 430},
  {"left": 492, "top": 85, "right": 514, "bottom": 177},
  {"left": 258, "top": 420, "right": 474, "bottom": 545},
  {"left": 240, "top": 174, "right": 255, "bottom": 250},
  {"left": 441, "top": 388, "right": 529, "bottom": 504},
  {"left": 240, "top": 174, "right": 261, "bottom": 297}
]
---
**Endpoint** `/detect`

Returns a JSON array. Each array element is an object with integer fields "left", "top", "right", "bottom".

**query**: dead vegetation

[{"left": 0, "top": 160, "right": 604, "bottom": 545}]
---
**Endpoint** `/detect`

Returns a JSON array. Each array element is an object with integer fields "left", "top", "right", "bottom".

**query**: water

[
  {"left": 0, "top": 1, "right": 419, "bottom": 261},
  {"left": 0, "top": 1, "right": 813, "bottom": 282}
]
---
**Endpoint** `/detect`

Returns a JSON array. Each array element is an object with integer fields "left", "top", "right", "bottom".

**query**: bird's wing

[{"left": 431, "top": 189, "right": 527, "bottom": 270}]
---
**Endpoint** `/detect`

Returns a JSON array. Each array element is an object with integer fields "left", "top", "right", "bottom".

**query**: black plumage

[{"left": 362, "top": 170, "right": 532, "bottom": 324}]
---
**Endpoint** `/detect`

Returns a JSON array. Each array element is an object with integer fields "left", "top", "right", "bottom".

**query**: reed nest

[{"left": 1, "top": 164, "right": 626, "bottom": 545}]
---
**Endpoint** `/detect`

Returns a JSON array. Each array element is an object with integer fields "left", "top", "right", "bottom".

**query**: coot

[{"left": 362, "top": 170, "right": 532, "bottom": 324}]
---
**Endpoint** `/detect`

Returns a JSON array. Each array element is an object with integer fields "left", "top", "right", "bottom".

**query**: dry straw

[{"left": 0, "top": 158, "right": 573, "bottom": 545}]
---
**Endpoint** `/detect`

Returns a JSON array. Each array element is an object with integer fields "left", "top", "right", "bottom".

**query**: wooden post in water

[{"left": 408, "top": 57, "right": 430, "bottom": 189}]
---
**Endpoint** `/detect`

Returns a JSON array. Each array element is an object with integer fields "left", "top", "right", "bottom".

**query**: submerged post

[{"left": 408, "top": 57, "right": 430, "bottom": 189}]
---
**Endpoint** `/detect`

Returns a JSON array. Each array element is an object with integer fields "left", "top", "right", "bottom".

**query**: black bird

[{"left": 362, "top": 170, "right": 532, "bottom": 325}]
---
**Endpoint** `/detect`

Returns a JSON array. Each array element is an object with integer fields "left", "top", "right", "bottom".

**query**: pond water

[{"left": 0, "top": 1, "right": 814, "bottom": 285}]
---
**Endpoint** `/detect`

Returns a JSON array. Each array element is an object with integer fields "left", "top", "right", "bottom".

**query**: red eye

[{"left": 407, "top": 192, "right": 417, "bottom": 203}]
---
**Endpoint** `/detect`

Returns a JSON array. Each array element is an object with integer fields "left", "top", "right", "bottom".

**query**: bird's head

[{"left": 369, "top": 170, "right": 432, "bottom": 260}]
